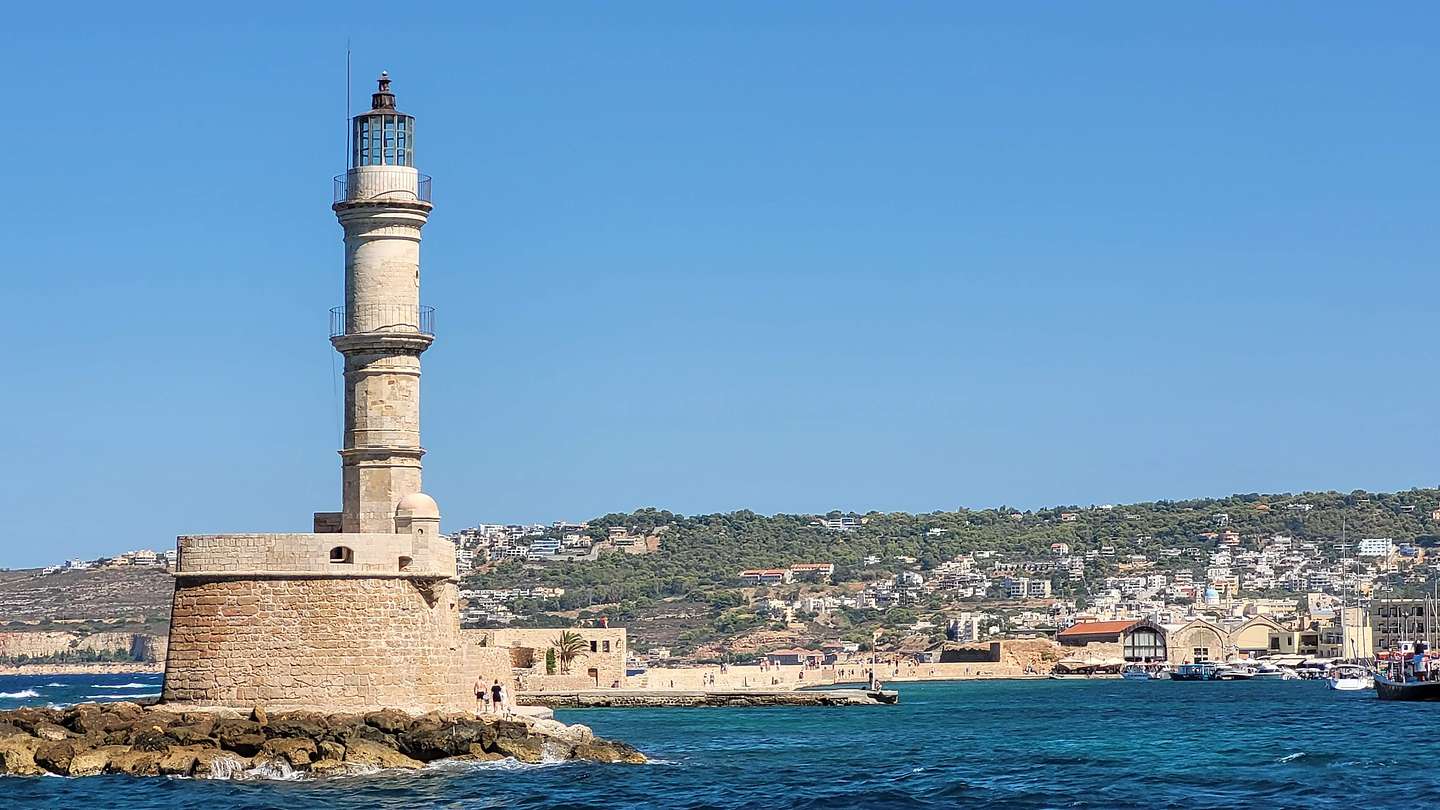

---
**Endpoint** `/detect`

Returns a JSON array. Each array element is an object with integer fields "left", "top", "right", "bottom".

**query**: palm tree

[{"left": 553, "top": 631, "right": 589, "bottom": 675}]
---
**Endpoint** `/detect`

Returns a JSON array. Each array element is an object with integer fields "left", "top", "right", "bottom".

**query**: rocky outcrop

[{"left": 0, "top": 702, "right": 645, "bottom": 777}]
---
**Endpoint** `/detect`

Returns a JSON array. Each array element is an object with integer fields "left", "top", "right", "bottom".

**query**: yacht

[
  {"left": 1327, "top": 663, "right": 1374, "bottom": 691},
  {"left": 1250, "top": 662, "right": 1299, "bottom": 680},
  {"left": 1121, "top": 664, "right": 1151, "bottom": 680},
  {"left": 1172, "top": 662, "right": 1224, "bottom": 681}
]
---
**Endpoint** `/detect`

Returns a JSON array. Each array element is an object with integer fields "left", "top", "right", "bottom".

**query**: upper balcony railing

[
  {"left": 330, "top": 304, "right": 435, "bottom": 338},
  {"left": 333, "top": 169, "right": 433, "bottom": 204}
]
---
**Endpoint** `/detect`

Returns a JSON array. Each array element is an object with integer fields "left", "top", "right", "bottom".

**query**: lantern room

[{"left": 352, "top": 71, "right": 414, "bottom": 168}]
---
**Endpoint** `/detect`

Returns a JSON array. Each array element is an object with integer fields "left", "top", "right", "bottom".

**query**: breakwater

[
  {"left": 0, "top": 701, "right": 644, "bottom": 777},
  {"left": 519, "top": 689, "right": 898, "bottom": 708}
]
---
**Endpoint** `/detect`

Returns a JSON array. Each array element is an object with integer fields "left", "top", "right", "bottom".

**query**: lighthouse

[
  {"left": 330, "top": 72, "right": 438, "bottom": 535},
  {"left": 163, "top": 72, "right": 469, "bottom": 713}
]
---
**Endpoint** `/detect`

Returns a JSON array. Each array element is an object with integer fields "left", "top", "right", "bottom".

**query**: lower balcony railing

[{"left": 330, "top": 304, "right": 435, "bottom": 337}]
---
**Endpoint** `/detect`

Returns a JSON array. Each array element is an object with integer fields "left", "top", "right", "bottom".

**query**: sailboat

[{"left": 1327, "top": 520, "right": 1374, "bottom": 692}]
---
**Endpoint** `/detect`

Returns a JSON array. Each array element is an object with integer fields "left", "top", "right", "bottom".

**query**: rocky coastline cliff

[{"left": 0, "top": 702, "right": 645, "bottom": 778}]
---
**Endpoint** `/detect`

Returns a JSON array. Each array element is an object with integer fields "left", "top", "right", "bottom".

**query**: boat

[
  {"left": 1251, "top": 663, "right": 1299, "bottom": 680},
  {"left": 1121, "top": 664, "right": 1151, "bottom": 681},
  {"left": 1172, "top": 662, "right": 1223, "bottom": 681},
  {"left": 1375, "top": 673, "right": 1440, "bottom": 701},
  {"left": 1148, "top": 666, "right": 1172, "bottom": 681},
  {"left": 1217, "top": 665, "right": 1255, "bottom": 681},
  {"left": 1327, "top": 663, "right": 1374, "bottom": 691}
]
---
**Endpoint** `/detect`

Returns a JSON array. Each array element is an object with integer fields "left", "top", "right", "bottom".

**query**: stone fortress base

[{"left": 162, "top": 497, "right": 479, "bottom": 713}]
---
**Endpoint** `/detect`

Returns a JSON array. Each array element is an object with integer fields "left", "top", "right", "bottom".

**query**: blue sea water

[{"left": 5, "top": 674, "right": 1440, "bottom": 809}]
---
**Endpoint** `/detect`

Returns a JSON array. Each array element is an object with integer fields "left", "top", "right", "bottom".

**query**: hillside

[
  {"left": 470, "top": 488, "right": 1440, "bottom": 607},
  {"left": 0, "top": 568, "right": 172, "bottom": 634}
]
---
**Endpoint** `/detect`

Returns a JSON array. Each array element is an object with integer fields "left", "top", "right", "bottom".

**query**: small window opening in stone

[
  {"left": 589, "top": 640, "right": 598, "bottom": 653},
  {"left": 398, "top": 555, "right": 413, "bottom": 571},
  {"left": 602, "top": 640, "right": 611, "bottom": 652},
  {"left": 330, "top": 546, "right": 354, "bottom": 564}
]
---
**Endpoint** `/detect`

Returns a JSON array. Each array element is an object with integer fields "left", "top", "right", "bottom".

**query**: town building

[{"left": 1057, "top": 620, "right": 1167, "bottom": 662}]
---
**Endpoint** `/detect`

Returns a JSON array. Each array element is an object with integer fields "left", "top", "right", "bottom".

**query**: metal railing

[
  {"left": 332, "top": 170, "right": 433, "bottom": 204},
  {"left": 330, "top": 304, "right": 435, "bottom": 338}
]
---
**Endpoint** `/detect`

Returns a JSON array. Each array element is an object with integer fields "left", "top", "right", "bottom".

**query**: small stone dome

[{"left": 395, "top": 491, "right": 440, "bottom": 519}]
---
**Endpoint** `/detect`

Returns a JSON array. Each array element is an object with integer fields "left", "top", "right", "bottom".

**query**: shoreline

[{"left": 0, "top": 663, "right": 163, "bottom": 676}]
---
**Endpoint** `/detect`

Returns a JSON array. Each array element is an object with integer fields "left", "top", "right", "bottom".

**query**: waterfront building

[
  {"left": 1057, "top": 620, "right": 1167, "bottom": 662},
  {"left": 1370, "top": 599, "right": 1436, "bottom": 653},
  {"left": 1165, "top": 618, "right": 1229, "bottom": 663},
  {"left": 1230, "top": 614, "right": 1287, "bottom": 657}
]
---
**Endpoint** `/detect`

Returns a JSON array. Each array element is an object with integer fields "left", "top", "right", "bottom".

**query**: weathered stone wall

[
  {"left": 163, "top": 577, "right": 469, "bottom": 712},
  {"left": 176, "top": 533, "right": 453, "bottom": 577}
]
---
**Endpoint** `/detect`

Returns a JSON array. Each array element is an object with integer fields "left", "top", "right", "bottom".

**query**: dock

[{"left": 517, "top": 689, "right": 899, "bottom": 709}]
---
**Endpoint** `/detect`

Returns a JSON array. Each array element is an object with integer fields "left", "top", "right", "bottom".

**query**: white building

[{"left": 1357, "top": 538, "right": 1395, "bottom": 557}]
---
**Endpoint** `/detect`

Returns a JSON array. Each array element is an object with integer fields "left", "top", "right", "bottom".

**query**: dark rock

[
  {"left": 490, "top": 733, "right": 545, "bottom": 764},
  {"left": 261, "top": 737, "right": 317, "bottom": 767},
  {"left": 213, "top": 719, "right": 267, "bottom": 756},
  {"left": 193, "top": 749, "right": 250, "bottom": 778},
  {"left": 129, "top": 727, "right": 171, "bottom": 752},
  {"left": 343, "top": 738, "right": 423, "bottom": 770},
  {"left": 265, "top": 711, "right": 327, "bottom": 739},
  {"left": 107, "top": 747, "right": 164, "bottom": 776},
  {"left": 68, "top": 744, "right": 127, "bottom": 776},
  {"left": 573, "top": 739, "right": 648, "bottom": 764},
  {"left": 10, "top": 707, "right": 62, "bottom": 733},
  {"left": 398, "top": 720, "right": 488, "bottom": 761},
  {"left": 158, "top": 745, "right": 207, "bottom": 776},
  {"left": 31, "top": 721, "right": 70, "bottom": 741},
  {"left": 317, "top": 740, "right": 346, "bottom": 761},
  {"left": 179, "top": 713, "right": 218, "bottom": 736},
  {"left": 363, "top": 708, "right": 412, "bottom": 735},
  {"left": 34, "top": 740, "right": 75, "bottom": 774},
  {"left": 166, "top": 724, "right": 217, "bottom": 745},
  {"left": 250, "top": 705, "right": 268, "bottom": 726}
]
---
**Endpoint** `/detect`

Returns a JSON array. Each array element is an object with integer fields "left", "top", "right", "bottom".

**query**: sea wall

[{"left": 520, "top": 689, "right": 898, "bottom": 708}]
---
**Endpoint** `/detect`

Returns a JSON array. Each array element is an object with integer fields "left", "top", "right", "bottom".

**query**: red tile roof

[{"left": 1057, "top": 620, "right": 1138, "bottom": 638}]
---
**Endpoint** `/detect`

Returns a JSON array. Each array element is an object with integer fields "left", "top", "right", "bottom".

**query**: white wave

[
  {"left": 427, "top": 757, "right": 569, "bottom": 772},
  {"left": 1276, "top": 752, "right": 1306, "bottom": 763},
  {"left": 246, "top": 760, "right": 306, "bottom": 781},
  {"left": 89, "top": 682, "right": 159, "bottom": 689},
  {"left": 0, "top": 689, "right": 40, "bottom": 698},
  {"left": 45, "top": 682, "right": 67, "bottom": 687},
  {"left": 83, "top": 692, "right": 160, "bottom": 700}
]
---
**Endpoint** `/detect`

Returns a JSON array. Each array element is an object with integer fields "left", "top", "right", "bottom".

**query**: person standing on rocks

[
  {"left": 475, "top": 674, "right": 491, "bottom": 715},
  {"left": 491, "top": 680, "right": 505, "bottom": 716}
]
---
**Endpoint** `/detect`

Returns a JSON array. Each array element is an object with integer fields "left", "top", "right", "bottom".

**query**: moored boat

[
  {"left": 1121, "top": 664, "right": 1150, "bottom": 680},
  {"left": 1172, "top": 662, "right": 1223, "bottom": 681},
  {"left": 1375, "top": 673, "right": 1440, "bottom": 701},
  {"left": 1327, "top": 663, "right": 1374, "bottom": 692}
]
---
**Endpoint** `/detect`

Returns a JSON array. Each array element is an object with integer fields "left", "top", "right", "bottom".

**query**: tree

[
  {"left": 553, "top": 630, "right": 588, "bottom": 675},
  {"left": 546, "top": 647, "right": 557, "bottom": 675}
]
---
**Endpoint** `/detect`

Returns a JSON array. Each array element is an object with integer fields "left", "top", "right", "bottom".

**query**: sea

[{"left": 4, "top": 673, "right": 1440, "bottom": 809}]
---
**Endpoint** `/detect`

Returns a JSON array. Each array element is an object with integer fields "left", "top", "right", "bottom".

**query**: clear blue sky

[{"left": 4, "top": 4, "right": 1438, "bottom": 567}]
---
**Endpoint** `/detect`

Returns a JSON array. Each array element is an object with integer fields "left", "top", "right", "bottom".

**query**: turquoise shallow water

[{"left": 5, "top": 674, "right": 1440, "bottom": 808}]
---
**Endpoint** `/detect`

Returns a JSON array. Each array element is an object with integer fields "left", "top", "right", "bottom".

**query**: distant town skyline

[{"left": 6, "top": 4, "right": 1440, "bottom": 567}]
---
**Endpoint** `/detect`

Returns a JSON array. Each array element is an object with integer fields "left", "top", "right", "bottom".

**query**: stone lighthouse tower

[
  {"left": 331, "top": 72, "right": 438, "bottom": 535},
  {"left": 163, "top": 72, "right": 469, "bottom": 713}
]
